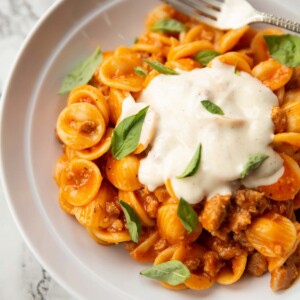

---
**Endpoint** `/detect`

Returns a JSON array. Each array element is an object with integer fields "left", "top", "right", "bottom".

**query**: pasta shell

[
  {"left": 54, "top": 153, "right": 68, "bottom": 186},
  {"left": 259, "top": 153, "right": 300, "bottom": 201},
  {"left": 56, "top": 102, "right": 106, "bottom": 150},
  {"left": 245, "top": 213, "right": 297, "bottom": 258},
  {"left": 108, "top": 88, "right": 129, "bottom": 126},
  {"left": 119, "top": 190, "right": 155, "bottom": 226},
  {"left": 67, "top": 84, "right": 109, "bottom": 125},
  {"left": 75, "top": 127, "right": 113, "bottom": 160},
  {"left": 252, "top": 59, "right": 293, "bottom": 91},
  {"left": 106, "top": 154, "right": 142, "bottom": 191},
  {"left": 58, "top": 191, "right": 74, "bottom": 215},
  {"left": 282, "top": 100, "right": 300, "bottom": 132},
  {"left": 87, "top": 227, "right": 131, "bottom": 244},
  {"left": 184, "top": 274, "right": 214, "bottom": 290},
  {"left": 215, "top": 252, "right": 247, "bottom": 285},
  {"left": 157, "top": 204, "right": 202, "bottom": 245},
  {"left": 60, "top": 158, "right": 102, "bottom": 206}
]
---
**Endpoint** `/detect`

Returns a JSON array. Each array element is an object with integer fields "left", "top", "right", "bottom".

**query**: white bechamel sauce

[
  {"left": 216, "top": 0, "right": 256, "bottom": 29},
  {"left": 120, "top": 61, "right": 284, "bottom": 204}
]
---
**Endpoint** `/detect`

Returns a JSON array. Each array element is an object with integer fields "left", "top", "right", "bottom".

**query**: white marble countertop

[{"left": 0, "top": 1, "right": 73, "bottom": 299}]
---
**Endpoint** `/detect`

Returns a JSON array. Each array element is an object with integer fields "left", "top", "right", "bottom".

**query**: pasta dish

[{"left": 54, "top": 4, "right": 300, "bottom": 292}]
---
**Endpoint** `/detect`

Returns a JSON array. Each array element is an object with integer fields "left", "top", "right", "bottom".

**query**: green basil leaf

[
  {"left": 58, "top": 47, "right": 102, "bottom": 94},
  {"left": 120, "top": 200, "right": 142, "bottom": 243},
  {"left": 111, "top": 106, "right": 149, "bottom": 160},
  {"left": 234, "top": 67, "right": 241, "bottom": 75},
  {"left": 140, "top": 260, "right": 190, "bottom": 285},
  {"left": 151, "top": 18, "right": 186, "bottom": 33},
  {"left": 194, "top": 50, "right": 220, "bottom": 66},
  {"left": 177, "top": 144, "right": 202, "bottom": 178},
  {"left": 201, "top": 100, "right": 224, "bottom": 115},
  {"left": 145, "top": 60, "right": 179, "bottom": 75},
  {"left": 264, "top": 34, "right": 300, "bottom": 67},
  {"left": 134, "top": 66, "right": 148, "bottom": 77},
  {"left": 177, "top": 198, "right": 198, "bottom": 233},
  {"left": 241, "top": 154, "right": 269, "bottom": 179}
]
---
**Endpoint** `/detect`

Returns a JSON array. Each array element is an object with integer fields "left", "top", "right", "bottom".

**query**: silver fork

[{"left": 162, "top": 0, "right": 300, "bottom": 32}]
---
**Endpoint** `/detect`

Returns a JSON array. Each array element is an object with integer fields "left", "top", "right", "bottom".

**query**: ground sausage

[
  {"left": 200, "top": 194, "right": 231, "bottom": 233},
  {"left": 271, "top": 106, "right": 287, "bottom": 134},
  {"left": 247, "top": 252, "right": 268, "bottom": 277},
  {"left": 203, "top": 251, "right": 225, "bottom": 279},
  {"left": 270, "top": 259, "right": 298, "bottom": 291}
]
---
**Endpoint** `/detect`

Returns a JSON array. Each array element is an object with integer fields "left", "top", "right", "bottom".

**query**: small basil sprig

[
  {"left": 264, "top": 34, "right": 300, "bottom": 67},
  {"left": 194, "top": 50, "right": 220, "bottom": 66},
  {"left": 151, "top": 18, "right": 186, "bottom": 33},
  {"left": 134, "top": 66, "right": 148, "bottom": 77},
  {"left": 120, "top": 200, "right": 142, "bottom": 243},
  {"left": 58, "top": 47, "right": 102, "bottom": 94},
  {"left": 111, "top": 106, "right": 149, "bottom": 160},
  {"left": 144, "top": 60, "right": 178, "bottom": 75},
  {"left": 177, "top": 144, "right": 202, "bottom": 178},
  {"left": 177, "top": 198, "right": 198, "bottom": 233},
  {"left": 201, "top": 100, "right": 224, "bottom": 115},
  {"left": 241, "top": 154, "right": 269, "bottom": 179},
  {"left": 140, "top": 260, "right": 190, "bottom": 285}
]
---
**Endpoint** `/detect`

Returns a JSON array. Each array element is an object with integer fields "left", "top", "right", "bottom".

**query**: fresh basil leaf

[
  {"left": 140, "top": 260, "right": 190, "bottom": 285},
  {"left": 120, "top": 200, "right": 142, "bottom": 243},
  {"left": 194, "top": 50, "right": 220, "bottom": 67},
  {"left": 134, "top": 37, "right": 139, "bottom": 44},
  {"left": 177, "top": 198, "right": 198, "bottom": 234},
  {"left": 201, "top": 100, "right": 224, "bottom": 115},
  {"left": 151, "top": 18, "right": 186, "bottom": 33},
  {"left": 111, "top": 106, "right": 149, "bottom": 160},
  {"left": 58, "top": 47, "right": 102, "bottom": 94},
  {"left": 234, "top": 67, "right": 241, "bottom": 75},
  {"left": 134, "top": 66, "right": 148, "bottom": 77},
  {"left": 264, "top": 34, "right": 300, "bottom": 67},
  {"left": 241, "top": 154, "right": 269, "bottom": 179},
  {"left": 177, "top": 144, "right": 202, "bottom": 178},
  {"left": 144, "top": 60, "right": 178, "bottom": 75}
]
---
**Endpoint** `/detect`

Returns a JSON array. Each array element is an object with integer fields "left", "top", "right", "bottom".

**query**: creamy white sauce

[{"left": 120, "top": 61, "right": 284, "bottom": 204}]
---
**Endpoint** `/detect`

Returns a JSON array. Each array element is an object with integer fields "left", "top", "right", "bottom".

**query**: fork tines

[{"left": 162, "top": 0, "right": 222, "bottom": 27}]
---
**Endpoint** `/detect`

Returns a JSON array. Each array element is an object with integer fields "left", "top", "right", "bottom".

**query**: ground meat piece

[
  {"left": 205, "top": 236, "right": 244, "bottom": 260},
  {"left": 153, "top": 238, "right": 168, "bottom": 252},
  {"left": 270, "top": 259, "right": 298, "bottom": 291},
  {"left": 211, "top": 225, "right": 231, "bottom": 242},
  {"left": 247, "top": 252, "right": 268, "bottom": 277},
  {"left": 105, "top": 201, "right": 120, "bottom": 216},
  {"left": 271, "top": 106, "right": 287, "bottom": 134},
  {"left": 185, "top": 258, "right": 201, "bottom": 271},
  {"left": 291, "top": 243, "right": 300, "bottom": 268},
  {"left": 136, "top": 188, "right": 159, "bottom": 218},
  {"left": 107, "top": 219, "right": 124, "bottom": 232},
  {"left": 79, "top": 120, "right": 96, "bottom": 134},
  {"left": 233, "top": 232, "right": 254, "bottom": 251},
  {"left": 229, "top": 208, "right": 251, "bottom": 233},
  {"left": 270, "top": 201, "right": 294, "bottom": 219},
  {"left": 203, "top": 251, "right": 225, "bottom": 279},
  {"left": 123, "top": 241, "right": 137, "bottom": 252},
  {"left": 199, "top": 194, "right": 231, "bottom": 233},
  {"left": 235, "top": 189, "right": 269, "bottom": 215}
]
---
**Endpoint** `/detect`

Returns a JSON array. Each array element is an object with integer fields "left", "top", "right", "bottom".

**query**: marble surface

[{"left": 0, "top": 1, "right": 73, "bottom": 299}]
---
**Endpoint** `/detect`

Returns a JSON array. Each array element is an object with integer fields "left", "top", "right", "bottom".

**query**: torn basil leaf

[
  {"left": 177, "top": 198, "right": 199, "bottom": 233},
  {"left": 144, "top": 60, "right": 179, "bottom": 75},
  {"left": 194, "top": 50, "right": 220, "bottom": 67},
  {"left": 58, "top": 47, "right": 102, "bottom": 94},
  {"left": 140, "top": 260, "right": 190, "bottom": 285},
  {"left": 177, "top": 144, "right": 202, "bottom": 178},
  {"left": 151, "top": 18, "right": 186, "bottom": 33},
  {"left": 134, "top": 66, "right": 148, "bottom": 77},
  {"left": 111, "top": 106, "right": 149, "bottom": 160},
  {"left": 120, "top": 200, "right": 142, "bottom": 243},
  {"left": 201, "top": 100, "right": 224, "bottom": 115},
  {"left": 241, "top": 154, "right": 269, "bottom": 179},
  {"left": 264, "top": 34, "right": 300, "bottom": 67}
]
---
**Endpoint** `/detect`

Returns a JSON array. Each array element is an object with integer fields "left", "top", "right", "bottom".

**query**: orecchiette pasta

[{"left": 54, "top": 3, "right": 300, "bottom": 294}]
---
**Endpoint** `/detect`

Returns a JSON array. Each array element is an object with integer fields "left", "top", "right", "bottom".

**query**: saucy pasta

[{"left": 55, "top": 4, "right": 300, "bottom": 292}]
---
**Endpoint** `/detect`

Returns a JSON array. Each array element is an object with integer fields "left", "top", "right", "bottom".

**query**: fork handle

[{"left": 254, "top": 11, "right": 300, "bottom": 34}]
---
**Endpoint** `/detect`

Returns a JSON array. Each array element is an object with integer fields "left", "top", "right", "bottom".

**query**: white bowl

[{"left": 1, "top": 0, "right": 300, "bottom": 299}]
